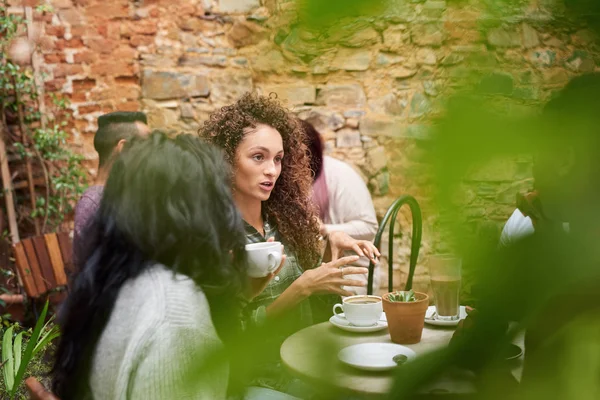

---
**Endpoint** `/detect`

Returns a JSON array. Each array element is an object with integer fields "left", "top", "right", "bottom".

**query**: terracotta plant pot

[{"left": 382, "top": 292, "right": 429, "bottom": 344}]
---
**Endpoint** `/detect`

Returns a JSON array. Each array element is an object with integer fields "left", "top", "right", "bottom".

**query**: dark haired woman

[{"left": 53, "top": 132, "right": 265, "bottom": 399}]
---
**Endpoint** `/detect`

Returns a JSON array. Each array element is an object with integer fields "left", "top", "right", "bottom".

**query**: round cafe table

[{"left": 280, "top": 321, "right": 524, "bottom": 398}]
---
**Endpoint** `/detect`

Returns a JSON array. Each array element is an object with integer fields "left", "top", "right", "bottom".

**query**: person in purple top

[{"left": 73, "top": 112, "right": 150, "bottom": 272}]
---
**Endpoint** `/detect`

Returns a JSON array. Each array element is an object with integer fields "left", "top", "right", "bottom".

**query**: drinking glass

[{"left": 429, "top": 254, "right": 461, "bottom": 321}]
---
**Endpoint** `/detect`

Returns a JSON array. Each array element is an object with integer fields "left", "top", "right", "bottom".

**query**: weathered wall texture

[{"left": 7, "top": 0, "right": 598, "bottom": 293}]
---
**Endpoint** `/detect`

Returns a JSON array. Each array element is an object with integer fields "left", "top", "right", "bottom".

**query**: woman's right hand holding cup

[{"left": 297, "top": 256, "right": 367, "bottom": 297}]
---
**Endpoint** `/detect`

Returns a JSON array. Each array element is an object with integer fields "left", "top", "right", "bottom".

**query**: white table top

[{"left": 280, "top": 320, "right": 524, "bottom": 397}]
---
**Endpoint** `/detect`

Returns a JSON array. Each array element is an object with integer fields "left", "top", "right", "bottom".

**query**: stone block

[
  {"left": 332, "top": 49, "right": 372, "bottom": 71},
  {"left": 423, "top": 81, "right": 439, "bottom": 97},
  {"left": 521, "top": 23, "right": 540, "bottom": 49},
  {"left": 180, "top": 103, "right": 197, "bottom": 119},
  {"left": 416, "top": 48, "right": 437, "bottom": 65},
  {"left": 487, "top": 27, "right": 520, "bottom": 47},
  {"left": 219, "top": 0, "right": 260, "bottom": 13},
  {"left": 316, "top": 84, "right": 367, "bottom": 109},
  {"left": 360, "top": 115, "right": 403, "bottom": 137},
  {"left": 410, "top": 92, "right": 431, "bottom": 118},
  {"left": 210, "top": 71, "right": 253, "bottom": 105},
  {"left": 365, "top": 146, "right": 388, "bottom": 176},
  {"left": 142, "top": 70, "right": 210, "bottom": 100},
  {"left": 250, "top": 50, "right": 286, "bottom": 73},
  {"left": 412, "top": 23, "right": 444, "bottom": 47},
  {"left": 565, "top": 50, "right": 595, "bottom": 73},
  {"left": 336, "top": 129, "right": 362, "bottom": 148},
  {"left": 382, "top": 25, "right": 410, "bottom": 52},
  {"left": 381, "top": 93, "right": 408, "bottom": 116},
  {"left": 369, "top": 170, "right": 390, "bottom": 196},
  {"left": 529, "top": 49, "right": 556, "bottom": 67},
  {"left": 227, "top": 20, "right": 268, "bottom": 48},
  {"left": 260, "top": 84, "right": 316, "bottom": 105},
  {"left": 302, "top": 109, "right": 345, "bottom": 132},
  {"left": 391, "top": 66, "right": 417, "bottom": 80},
  {"left": 376, "top": 52, "right": 406, "bottom": 67},
  {"left": 179, "top": 55, "right": 228, "bottom": 67},
  {"left": 341, "top": 27, "right": 380, "bottom": 48}
]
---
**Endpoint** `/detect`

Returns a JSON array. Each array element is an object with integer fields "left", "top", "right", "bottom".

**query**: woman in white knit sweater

[{"left": 52, "top": 133, "right": 283, "bottom": 399}]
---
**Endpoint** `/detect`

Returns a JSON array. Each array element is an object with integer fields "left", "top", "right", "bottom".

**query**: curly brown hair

[{"left": 200, "top": 93, "right": 321, "bottom": 269}]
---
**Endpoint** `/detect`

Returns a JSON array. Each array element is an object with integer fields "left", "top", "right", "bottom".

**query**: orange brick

[
  {"left": 87, "top": 4, "right": 129, "bottom": 19},
  {"left": 45, "top": 26, "right": 66, "bottom": 38},
  {"left": 114, "top": 85, "right": 140, "bottom": 100},
  {"left": 73, "top": 51, "right": 98, "bottom": 64},
  {"left": 44, "top": 53, "right": 66, "bottom": 64},
  {"left": 116, "top": 100, "right": 140, "bottom": 112},
  {"left": 72, "top": 78, "right": 96, "bottom": 91},
  {"left": 91, "top": 61, "right": 134, "bottom": 76},
  {"left": 131, "top": 20, "right": 158, "bottom": 35},
  {"left": 45, "top": 79, "right": 66, "bottom": 91},
  {"left": 55, "top": 38, "right": 85, "bottom": 49},
  {"left": 111, "top": 45, "right": 136, "bottom": 59},
  {"left": 78, "top": 104, "right": 102, "bottom": 114},
  {"left": 85, "top": 37, "right": 118, "bottom": 54},
  {"left": 130, "top": 35, "right": 154, "bottom": 47},
  {"left": 71, "top": 91, "right": 88, "bottom": 103},
  {"left": 53, "top": 64, "right": 84, "bottom": 78}
]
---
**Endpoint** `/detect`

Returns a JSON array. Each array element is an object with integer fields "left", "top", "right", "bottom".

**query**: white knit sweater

[{"left": 89, "top": 264, "right": 228, "bottom": 399}]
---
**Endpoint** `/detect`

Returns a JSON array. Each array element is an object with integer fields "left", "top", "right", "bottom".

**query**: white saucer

[
  {"left": 329, "top": 313, "right": 388, "bottom": 333},
  {"left": 424, "top": 305, "right": 468, "bottom": 327},
  {"left": 338, "top": 343, "right": 416, "bottom": 371}
]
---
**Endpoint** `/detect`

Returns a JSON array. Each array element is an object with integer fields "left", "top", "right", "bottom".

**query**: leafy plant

[
  {"left": 1, "top": 301, "right": 59, "bottom": 399},
  {"left": 387, "top": 289, "right": 417, "bottom": 302},
  {"left": 1, "top": 5, "right": 87, "bottom": 233}
]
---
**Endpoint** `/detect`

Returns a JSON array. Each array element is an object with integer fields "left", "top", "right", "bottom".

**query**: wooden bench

[{"left": 13, "top": 232, "right": 73, "bottom": 299}]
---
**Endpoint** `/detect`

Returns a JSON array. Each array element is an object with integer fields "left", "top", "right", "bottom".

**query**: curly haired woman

[{"left": 200, "top": 93, "right": 379, "bottom": 392}]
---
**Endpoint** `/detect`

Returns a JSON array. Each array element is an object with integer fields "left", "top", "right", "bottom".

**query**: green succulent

[{"left": 387, "top": 290, "right": 417, "bottom": 303}]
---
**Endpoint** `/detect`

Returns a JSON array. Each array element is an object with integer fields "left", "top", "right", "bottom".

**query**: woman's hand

[
  {"left": 245, "top": 238, "right": 286, "bottom": 301},
  {"left": 327, "top": 231, "right": 380, "bottom": 263},
  {"left": 296, "top": 255, "right": 368, "bottom": 297}
]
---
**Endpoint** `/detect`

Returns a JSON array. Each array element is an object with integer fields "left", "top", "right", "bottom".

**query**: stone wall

[{"left": 6, "top": 0, "right": 598, "bottom": 294}]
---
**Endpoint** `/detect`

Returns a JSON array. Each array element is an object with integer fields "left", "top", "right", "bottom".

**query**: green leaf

[
  {"left": 13, "top": 332, "right": 23, "bottom": 375},
  {"left": 33, "top": 316, "right": 59, "bottom": 356},
  {"left": 11, "top": 301, "right": 50, "bottom": 397},
  {"left": 2, "top": 326, "right": 15, "bottom": 392}
]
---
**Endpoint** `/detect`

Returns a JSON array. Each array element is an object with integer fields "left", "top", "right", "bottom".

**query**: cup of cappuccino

[{"left": 332, "top": 295, "right": 383, "bottom": 327}]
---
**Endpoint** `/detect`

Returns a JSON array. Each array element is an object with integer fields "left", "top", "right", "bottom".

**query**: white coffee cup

[
  {"left": 245, "top": 242, "right": 283, "bottom": 278},
  {"left": 333, "top": 295, "right": 383, "bottom": 327}
]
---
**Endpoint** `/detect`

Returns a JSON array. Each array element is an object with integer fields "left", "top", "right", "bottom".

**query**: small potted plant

[{"left": 383, "top": 289, "right": 429, "bottom": 344}]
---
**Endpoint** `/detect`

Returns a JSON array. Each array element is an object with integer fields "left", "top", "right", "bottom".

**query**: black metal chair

[{"left": 367, "top": 195, "right": 422, "bottom": 295}]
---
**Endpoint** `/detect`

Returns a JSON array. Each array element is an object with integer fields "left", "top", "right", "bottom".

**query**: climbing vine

[{"left": 0, "top": 3, "right": 87, "bottom": 236}]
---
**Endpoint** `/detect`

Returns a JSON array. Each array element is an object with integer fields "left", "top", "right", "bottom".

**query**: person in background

[
  {"left": 300, "top": 119, "right": 379, "bottom": 295},
  {"left": 54, "top": 132, "right": 287, "bottom": 399},
  {"left": 72, "top": 112, "right": 149, "bottom": 271}
]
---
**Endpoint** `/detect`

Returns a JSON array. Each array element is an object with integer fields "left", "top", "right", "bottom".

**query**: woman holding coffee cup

[
  {"left": 201, "top": 93, "right": 379, "bottom": 322},
  {"left": 201, "top": 93, "right": 379, "bottom": 391}
]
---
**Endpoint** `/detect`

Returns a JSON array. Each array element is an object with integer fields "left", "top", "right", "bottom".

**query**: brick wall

[{"left": 6, "top": 0, "right": 598, "bottom": 293}]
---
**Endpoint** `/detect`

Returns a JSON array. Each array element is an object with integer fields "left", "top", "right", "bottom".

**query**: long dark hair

[
  {"left": 53, "top": 132, "right": 247, "bottom": 398},
  {"left": 299, "top": 119, "right": 330, "bottom": 222}
]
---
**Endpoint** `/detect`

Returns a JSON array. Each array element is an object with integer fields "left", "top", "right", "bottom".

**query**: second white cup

[{"left": 333, "top": 295, "right": 383, "bottom": 327}]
